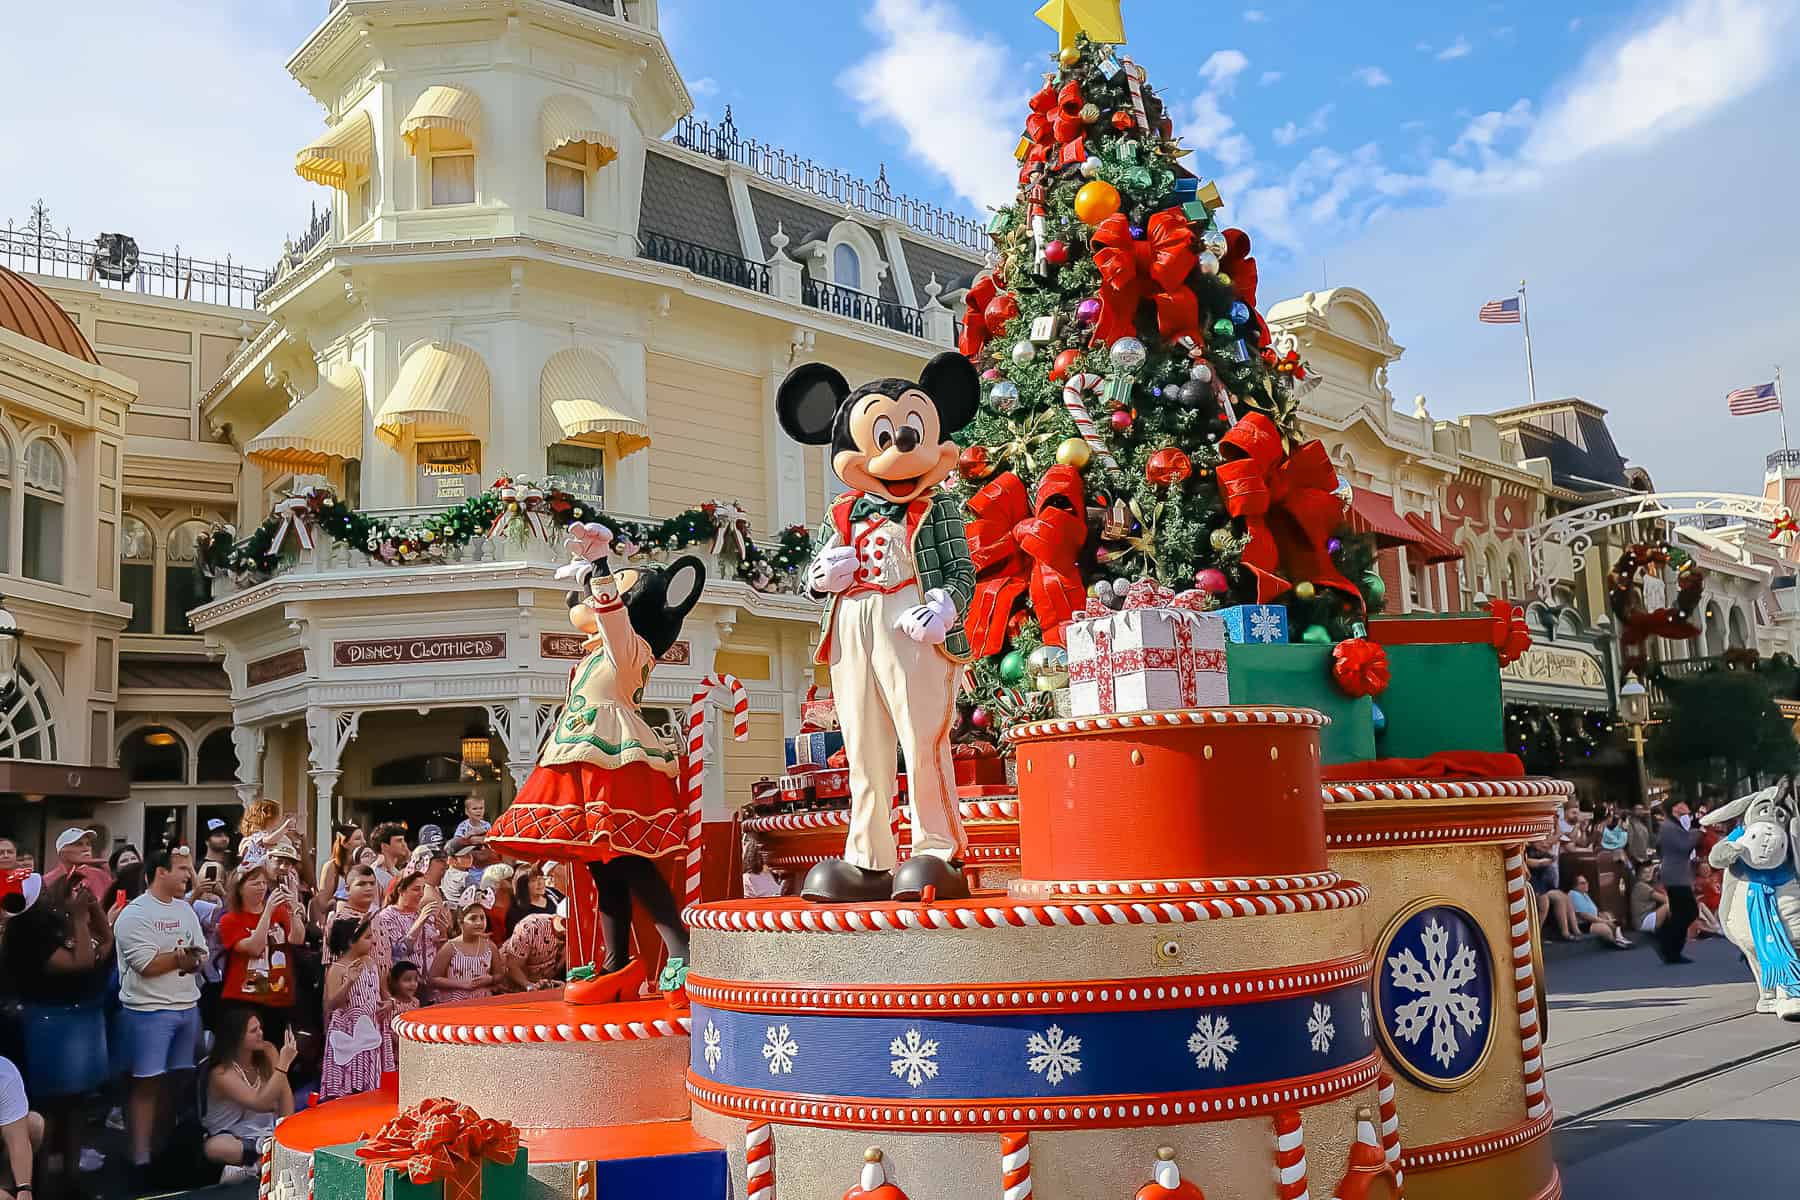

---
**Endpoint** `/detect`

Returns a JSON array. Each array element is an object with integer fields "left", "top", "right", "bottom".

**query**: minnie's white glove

[
  {"left": 807, "top": 546, "right": 860, "bottom": 595},
  {"left": 897, "top": 588, "right": 956, "bottom": 644},
  {"left": 565, "top": 521, "right": 613, "bottom": 561}
]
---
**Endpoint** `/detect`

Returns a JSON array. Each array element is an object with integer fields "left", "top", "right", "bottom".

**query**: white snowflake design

[
  {"left": 1308, "top": 1001, "right": 1336, "bottom": 1054},
  {"left": 1249, "top": 606, "right": 1285, "bottom": 643},
  {"left": 888, "top": 1028, "right": 941, "bottom": 1088},
  {"left": 702, "top": 1021, "right": 722, "bottom": 1073},
  {"left": 1186, "top": 1013, "right": 1240, "bottom": 1072},
  {"left": 1025, "top": 1024, "right": 1083, "bottom": 1086},
  {"left": 1361, "top": 991, "right": 1372, "bottom": 1039},
  {"left": 762, "top": 1024, "right": 799, "bottom": 1075},
  {"left": 1387, "top": 917, "right": 1485, "bottom": 1069}
]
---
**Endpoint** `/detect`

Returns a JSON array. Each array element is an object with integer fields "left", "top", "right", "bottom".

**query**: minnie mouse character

[
  {"left": 487, "top": 526, "right": 703, "bottom": 1005},
  {"left": 776, "top": 352, "right": 979, "bottom": 903}
]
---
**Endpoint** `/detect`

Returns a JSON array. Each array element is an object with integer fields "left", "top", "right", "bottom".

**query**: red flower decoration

[
  {"left": 1486, "top": 598, "right": 1533, "bottom": 667},
  {"left": 1331, "top": 638, "right": 1390, "bottom": 698}
]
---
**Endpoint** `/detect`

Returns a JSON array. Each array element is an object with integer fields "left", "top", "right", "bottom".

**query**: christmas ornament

[
  {"left": 1043, "top": 239, "right": 1070, "bottom": 265},
  {"left": 1195, "top": 567, "right": 1229, "bottom": 593},
  {"left": 957, "top": 445, "right": 994, "bottom": 482},
  {"left": 1089, "top": 211, "right": 1202, "bottom": 347},
  {"left": 1211, "top": 317, "right": 1235, "bottom": 338},
  {"left": 1109, "top": 409, "right": 1134, "bottom": 434},
  {"left": 982, "top": 288, "right": 1020, "bottom": 335},
  {"left": 989, "top": 380, "right": 1021, "bottom": 412},
  {"left": 1080, "top": 156, "right": 1102, "bottom": 178},
  {"left": 1330, "top": 638, "right": 1390, "bottom": 698},
  {"left": 1076, "top": 297, "right": 1104, "bottom": 326},
  {"left": 1060, "top": 373, "right": 1119, "bottom": 468},
  {"left": 1177, "top": 380, "right": 1211, "bottom": 407},
  {"left": 1029, "top": 314, "right": 1063, "bottom": 342},
  {"left": 1197, "top": 251, "right": 1220, "bottom": 275},
  {"left": 981, "top": 367, "right": 1001, "bottom": 381},
  {"left": 1074, "top": 179, "right": 1122, "bottom": 224},
  {"left": 1201, "top": 230, "right": 1228, "bottom": 259},
  {"left": 1327, "top": 537, "right": 1343, "bottom": 555},
  {"left": 1294, "top": 581, "right": 1316, "bottom": 601},
  {"left": 1012, "top": 340, "right": 1038, "bottom": 365},
  {"left": 1027, "top": 644, "right": 1071, "bottom": 691},
  {"left": 1108, "top": 336, "right": 1148, "bottom": 372},
  {"left": 1059, "top": 45, "right": 1082, "bottom": 68},
  {"left": 1110, "top": 110, "right": 1134, "bottom": 130},
  {"left": 999, "top": 650, "right": 1028, "bottom": 685},
  {"left": 1362, "top": 572, "right": 1386, "bottom": 606},
  {"left": 1034, "top": 0, "right": 1125, "bottom": 52},
  {"left": 1210, "top": 527, "right": 1233, "bottom": 551},
  {"left": 1145, "top": 446, "right": 1192, "bottom": 487},
  {"left": 1332, "top": 473, "right": 1354, "bottom": 507},
  {"left": 1055, "top": 437, "right": 1093, "bottom": 468},
  {"left": 1230, "top": 301, "right": 1251, "bottom": 326},
  {"left": 1188, "top": 361, "right": 1214, "bottom": 384},
  {"left": 1079, "top": 102, "right": 1100, "bottom": 124},
  {"left": 970, "top": 706, "right": 992, "bottom": 729},
  {"left": 1300, "top": 624, "right": 1331, "bottom": 645},
  {"left": 1050, "top": 347, "right": 1082, "bottom": 381}
]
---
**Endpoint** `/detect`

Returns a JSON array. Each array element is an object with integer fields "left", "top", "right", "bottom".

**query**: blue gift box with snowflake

[
  {"left": 1372, "top": 900, "right": 1496, "bottom": 1089},
  {"left": 1214, "top": 604, "right": 1289, "bottom": 645}
]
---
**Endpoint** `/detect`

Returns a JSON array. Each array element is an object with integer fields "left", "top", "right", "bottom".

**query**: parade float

[{"left": 263, "top": 7, "right": 1563, "bottom": 1198}]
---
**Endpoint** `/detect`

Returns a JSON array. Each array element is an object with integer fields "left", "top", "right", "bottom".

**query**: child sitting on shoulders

[{"left": 238, "top": 799, "right": 298, "bottom": 871}]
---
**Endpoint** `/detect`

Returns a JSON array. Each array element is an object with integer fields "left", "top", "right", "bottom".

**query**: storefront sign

[
  {"left": 1501, "top": 644, "right": 1607, "bottom": 692},
  {"left": 333, "top": 634, "right": 506, "bottom": 667},
  {"left": 540, "top": 633, "right": 689, "bottom": 664},
  {"left": 246, "top": 649, "right": 307, "bottom": 687}
]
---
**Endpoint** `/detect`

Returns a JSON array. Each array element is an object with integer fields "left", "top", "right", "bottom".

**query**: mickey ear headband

[{"left": 1, "top": 870, "right": 43, "bottom": 915}]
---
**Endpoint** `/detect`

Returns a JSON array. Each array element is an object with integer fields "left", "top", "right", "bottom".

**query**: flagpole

[
  {"left": 1518, "top": 279, "right": 1539, "bottom": 408},
  {"left": 1777, "top": 365, "right": 1790, "bottom": 461}
]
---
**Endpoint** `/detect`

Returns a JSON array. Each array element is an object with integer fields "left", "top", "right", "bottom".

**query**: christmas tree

[{"left": 953, "top": 14, "right": 1380, "bottom": 714}]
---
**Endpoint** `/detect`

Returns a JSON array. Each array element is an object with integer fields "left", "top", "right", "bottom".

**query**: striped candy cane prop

[
  {"left": 1061, "top": 373, "right": 1118, "bottom": 470},
  {"left": 1273, "top": 1111, "right": 1310, "bottom": 1200},
  {"left": 746, "top": 1122, "right": 776, "bottom": 1200},
  {"left": 257, "top": 1139, "right": 273, "bottom": 1200},
  {"left": 572, "top": 1160, "right": 595, "bottom": 1200},
  {"left": 1000, "top": 1131, "right": 1032, "bottom": 1200},
  {"left": 1503, "top": 846, "right": 1549, "bottom": 1119},
  {"left": 685, "top": 674, "right": 749, "bottom": 908},
  {"left": 1377, "top": 1071, "right": 1404, "bottom": 1196}
]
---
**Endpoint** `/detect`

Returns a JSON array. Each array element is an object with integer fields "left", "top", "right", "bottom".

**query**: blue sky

[{"left": 3, "top": 0, "right": 1797, "bottom": 494}]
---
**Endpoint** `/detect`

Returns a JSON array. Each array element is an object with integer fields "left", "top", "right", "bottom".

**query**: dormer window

[{"left": 832, "top": 243, "right": 863, "bottom": 292}]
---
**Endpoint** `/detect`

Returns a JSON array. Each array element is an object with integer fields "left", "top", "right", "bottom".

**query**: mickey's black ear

[
  {"left": 776, "top": 362, "right": 849, "bottom": 445},
  {"left": 662, "top": 556, "right": 707, "bottom": 624},
  {"left": 919, "top": 351, "right": 979, "bottom": 435}
]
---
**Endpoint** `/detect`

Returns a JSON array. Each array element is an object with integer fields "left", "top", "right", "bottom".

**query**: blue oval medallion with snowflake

[{"left": 1374, "top": 901, "right": 1495, "bottom": 1090}]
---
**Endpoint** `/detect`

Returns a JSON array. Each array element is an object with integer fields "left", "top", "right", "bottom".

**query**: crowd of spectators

[{"left": 0, "top": 794, "right": 572, "bottom": 1197}]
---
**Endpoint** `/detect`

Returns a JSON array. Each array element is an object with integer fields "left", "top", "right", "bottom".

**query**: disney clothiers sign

[{"left": 333, "top": 634, "right": 506, "bottom": 667}]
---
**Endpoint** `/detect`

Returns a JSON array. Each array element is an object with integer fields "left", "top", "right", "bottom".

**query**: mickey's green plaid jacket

[{"left": 812, "top": 490, "right": 975, "bottom": 664}]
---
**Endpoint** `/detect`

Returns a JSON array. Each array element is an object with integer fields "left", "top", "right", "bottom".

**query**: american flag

[
  {"left": 1726, "top": 381, "right": 1781, "bottom": 416},
  {"left": 1477, "top": 296, "right": 1521, "bottom": 324}
]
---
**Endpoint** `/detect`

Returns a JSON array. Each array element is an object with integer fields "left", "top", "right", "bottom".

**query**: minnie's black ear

[
  {"left": 661, "top": 555, "right": 707, "bottom": 626},
  {"left": 919, "top": 351, "right": 979, "bottom": 436},
  {"left": 776, "top": 362, "right": 850, "bottom": 445}
]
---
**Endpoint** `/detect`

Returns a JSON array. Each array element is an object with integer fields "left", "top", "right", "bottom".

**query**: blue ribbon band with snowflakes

[{"left": 689, "top": 980, "right": 1374, "bottom": 1103}]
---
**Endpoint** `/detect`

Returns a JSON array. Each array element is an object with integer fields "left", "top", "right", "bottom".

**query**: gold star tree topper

[{"left": 1034, "top": 0, "right": 1125, "bottom": 51}]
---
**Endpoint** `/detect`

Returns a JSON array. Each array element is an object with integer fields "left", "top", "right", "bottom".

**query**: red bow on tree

[
  {"left": 1218, "top": 228, "right": 1271, "bottom": 349},
  {"left": 1331, "top": 637, "right": 1391, "bottom": 697},
  {"left": 1486, "top": 598, "right": 1533, "bottom": 666},
  {"left": 1020, "top": 82, "right": 1088, "bottom": 180},
  {"left": 357, "top": 1098, "right": 520, "bottom": 1186},
  {"left": 1089, "top": 210, "right": 1202, "bottom": 348},
  {"left": 963, "top": 468, "right": 1089, "bottom": 654},
  {"left": 1215, "top": 414, "right": 1358, "bottom": 603},
  {"left": 959, "top": 274, "right": 1013, "bottom": 360}
]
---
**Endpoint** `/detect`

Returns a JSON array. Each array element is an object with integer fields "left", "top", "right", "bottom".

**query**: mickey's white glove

[
  {"left": 807, "top": 545, "right": 860, "bottom": 595},
  {"left": 897, "top": 588, "right": 956, "bottom": 644}
]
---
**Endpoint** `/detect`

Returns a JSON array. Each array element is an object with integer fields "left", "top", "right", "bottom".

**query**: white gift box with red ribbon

[{"left": 1064, "top": 581, "right": 1229, "bottom": 716}]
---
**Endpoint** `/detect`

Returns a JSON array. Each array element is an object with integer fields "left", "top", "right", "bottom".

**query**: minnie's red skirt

[{"left": 487, "top": 760, "right": 684, "bottom": 864}]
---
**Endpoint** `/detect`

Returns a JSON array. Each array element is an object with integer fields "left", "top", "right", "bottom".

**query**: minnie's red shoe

[{"left": 564, "top": 958, "right": 645, "bottom": 1005}]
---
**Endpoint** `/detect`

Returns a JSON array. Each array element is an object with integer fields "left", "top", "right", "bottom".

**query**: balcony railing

[
  {"left": 1770, "top": 449, "right": 1800, "bottom": 472},
  {"left": 669, "top": 108, "right": 985, "bottom": 252},
  {"left": 3, "top": 202, "right": 273, "bottom": 310},
  {"left": 803, "top": 277, "right": 926, "bottom": 339},
  {"left": 639, "top": 230, "right": 770, "bottom": 293},
  {"left": 259, "top": 205, "right": 334, "bottom": 304}
]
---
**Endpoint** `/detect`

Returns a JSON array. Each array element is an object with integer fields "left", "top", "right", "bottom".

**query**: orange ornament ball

[{"left": 1074, "top": 180, "right": 1122, "bottom": 225}]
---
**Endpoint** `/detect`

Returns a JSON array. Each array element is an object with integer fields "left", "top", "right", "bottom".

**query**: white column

[
  {"left": 231, "top": 723, "right": 266, "bottom": 808},
  {"left": 306, "top": 708, "right": 361, "bottom": 853},
  {"left": 487, "top": 697, "right": 551, "bottom": 794}
]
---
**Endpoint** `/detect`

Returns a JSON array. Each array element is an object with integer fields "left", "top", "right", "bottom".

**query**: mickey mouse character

[
  {"left": 777, "top": 352, "right": 979, "bottom": 903},
  {"left": 488, "top": 525, "right": 703, "bottom": 1005}
]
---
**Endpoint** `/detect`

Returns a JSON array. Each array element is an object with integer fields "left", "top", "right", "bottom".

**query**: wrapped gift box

[
  {"left": 953, "top": 743, "right": 1007, "bottom": 787},
  {"left": 1066, "top": 604, "right": 1229, "bottom": 716},
  {"left": 798, "top": 696, "right": 839, "bottom": 732},
  {"left": 1215, "top": 603, "right": 1290, "bottom": 645},
  {"left": 589, "top": 1147, "right": 728, "bottom": 1197},
  {"left": 1225, "top": 643, "right": 1376, "bottom": 765},
  {"left": 1365, "top": 614, "right": 1504, "bottom": 759},
  {"left": 313, "top": 1142, "right": 527, "bottom": 1200},
  {"left": 785, "top": 731, "right": 845, "bottom": 768}
]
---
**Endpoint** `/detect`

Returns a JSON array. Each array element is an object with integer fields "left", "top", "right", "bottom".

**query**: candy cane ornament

[
  {"left": 1000, "top": 1131, "right": 1032, "bottom": 1200},
  {"left": 685, "top": 674, "right": 749, "bottom": 908},
  {"left": 746, "top": 1122, "right": 776, "bottom": 1200},
  {"left": 1061, "top": 373, "right": 1118, "bottom": 469}
]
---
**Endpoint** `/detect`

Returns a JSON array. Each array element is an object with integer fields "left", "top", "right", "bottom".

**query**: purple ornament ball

[
  {"left": 1076, "top": 297, "right": 1103, "bottom": 326},
  {"left": 1328, "top": 537, "right": 1344, "bottom": 555},
  {"left": 1128, "top": 224, "right": 1145, "bottom": 238}
]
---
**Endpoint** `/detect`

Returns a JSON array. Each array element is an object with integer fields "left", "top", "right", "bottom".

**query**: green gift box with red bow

[{"left": 311, "top": 1099, "right": 527, "bottom": 1200}]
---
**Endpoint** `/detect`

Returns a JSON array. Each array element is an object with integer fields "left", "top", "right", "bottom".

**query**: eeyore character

[{"left": 1702, "top": 778, "right": 1800, "bottom": 1019}]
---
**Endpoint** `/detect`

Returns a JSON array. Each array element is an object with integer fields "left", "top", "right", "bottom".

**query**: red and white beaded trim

[
  {"left": 687, "top": 1058, "right": 1382, "bottom": 1132},
  {"left": 683, "top": 883, "right": 1368, "bottom": 934},
  {"left": 1504, "top": 847, "right": 1549, "bottom": 1120},
  {"left": 1005, "top": 707, "right": 1331, "bottom": 742},
  {"left": 1010, "top": 871, "right": 1341, "bottom": 899},
  {"left": 1328, "top": 818, "right": 1554, "bottom": 848},
  {"left": 1324, "top": 778, "right": 1571, "bottom": 803},
  {"left": 686, "top": 956, "right": 1370, "bottom": 1015},
  {"left": 1396, "top": 1106, "right": 1554, "bottom": 1171},
  {"left": 393, "top": 1013, "right": 691, "bottom": 1045}
]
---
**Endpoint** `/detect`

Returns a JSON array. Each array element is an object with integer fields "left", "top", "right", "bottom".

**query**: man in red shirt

[{"left": 43, "top": 829, "right": 110, "bottom": 898}]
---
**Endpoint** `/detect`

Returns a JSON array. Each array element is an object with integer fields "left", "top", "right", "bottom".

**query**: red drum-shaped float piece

[{"left": 1005, "top": 708, "right": 1329, "bottom": 885}]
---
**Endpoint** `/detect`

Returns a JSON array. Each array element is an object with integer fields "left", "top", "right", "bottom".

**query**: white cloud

[
  {"left": 1272, "top": 104, "right": 1334, "bottom": 147},
  {"left": 1243, "top": 8, "right": 1268, "bottom": 21},
  {"left": 838, "top": 0, "right": 1024, "bottom": 211},
  {"left": 0, "top": 0, "right": 320, "bottom": 261},
  {"left": 1260, "top": 70, "right": 1285, "bottom": 86},
  {"left": 1436, "top": 35, "right": 1473, "bottom": 60},
  {"left": 689, "top": 77, "right": 720, "bottom": 98},
  {"left": 1181, "top": 51, "right": 1256, "bottom": 171},
  {"left": 1199, "top": 49, "right": 1252, "bottom": 91},
  {"left": 1352, "top": 66, "right": 1393, "bottom": 87}
]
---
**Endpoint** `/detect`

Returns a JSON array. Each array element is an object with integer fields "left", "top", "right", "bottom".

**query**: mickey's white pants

[{"left": 826, "top": 585, "right": 966, "bottom": 872}]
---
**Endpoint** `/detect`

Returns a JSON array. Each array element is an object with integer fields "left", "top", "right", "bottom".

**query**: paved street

[{"left": 1546, "top": 934, "right": 1800, "bottom": 1195}]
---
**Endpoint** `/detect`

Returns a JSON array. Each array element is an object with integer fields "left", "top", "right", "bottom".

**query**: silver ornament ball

[
  {"left": 1196, "top": 251, "right": 1220, "bottom": 276},
  {"left": 1108, "top": 336, "right": 1148, "bottom": 372},
  {"left": 1080, "top": 157, "right": 1102, "bottom": 179},
  {"left": 1188, "top": 361, "right": 1213, "bottom": 384},
  {"left": 1027, "top": 644, "right": 1071, "bottom": 690},
  {"left": 1011, "top": 340, "right": 1038, "bottom": 366},
  {"left": 1202, "top": 230, "right": 1228, "bottom": 259},
  {"left": 1332, "top": 473, "right": 1354, "bottom": 506},
  {"left": 989, "top": 380, "right": 1021, "bottom": 412}
]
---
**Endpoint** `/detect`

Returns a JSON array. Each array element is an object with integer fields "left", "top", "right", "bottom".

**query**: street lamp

[
  {"left": 0, "top": 596, "right": 20, "bottom": 702},
  {"left": 1618, "top": 673, "right": 1654, "bottom": 805}
]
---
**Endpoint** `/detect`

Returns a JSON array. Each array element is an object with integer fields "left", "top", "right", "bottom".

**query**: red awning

[
  {"left": 1404, "top": 513, "right": 1466, "bottom": 564},
  {"left": 1346, "top": 488, "right": 1419, "bottom": 548}
]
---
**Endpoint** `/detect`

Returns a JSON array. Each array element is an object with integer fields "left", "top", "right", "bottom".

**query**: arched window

[
  {"left": 21, "top": 440, "right": 66, "bottom": 583},
  {"left": 832, "top": 242, "right": 863, "bottom": 292},
  {"left": 1482, "top": 547, "right": 1502, "bottom": 598},
  {"left": 1505, "top": 551, "right": 1525, "bottom": 600},
  {"left": 0, "top": 663, "right": 58, "bottom": 762},
  {"left": 121, "top": 725, "right": 188, "bottom": 783},
  {"left": 196, "top": 728, "right": 239, "bottom": 783},
  {"left": 121, "top": 515, "right": 156, "bottom": 633},
  {"left": 163, "top": 520, "right": 209, "bottom": 635},
  {"left": 0, "top": 437, "right": 12, "bottom": 571}
]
